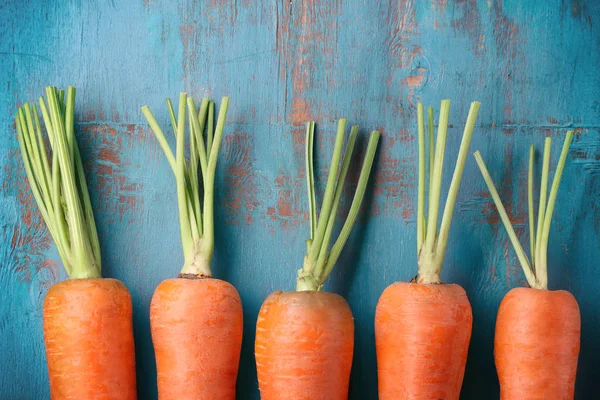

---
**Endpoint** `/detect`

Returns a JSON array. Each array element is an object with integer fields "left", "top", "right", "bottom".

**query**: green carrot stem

[
  {"left": 313, "top": 125, "right": 358, "bottom": 279},
  {"left": 423, "top": 100, "right": 450, "bottom": 254},
  {"left": 428, "top": 107, "right": 435, "bottom": 195},
  {"left": 417, "top": 103, "right": 426, "bottom": 255},
  {"left": 175, "top": 93, "right": 193, "bottom": 263},
  {"left": 187, "top": 97, "right": 209, "bottom": 179},
  {"left": 305, "top": 121, "right": 317, "bottom": 241},
  {"left": 435, "top": 102, "right": 480, "bottom": 265},
  {"left": 320, "top": 130, "right": 380, "bottom": 282},
  {"left": 534, "top": 138, "right": 551, "bottom": 270},
  {"left": 537, "top": 130, "right": 574, "bottom": 289},
  {"left": 306, "top": 119, "right": 347, "bottom": 267},
  {"left": 200, "top": 97, "right": 229, "bottom": 264},
  {"left": 206, "top": 101, "right": 214, "bottom": 159},
  {"left": 473, "top": 151, "right": 537, "bottom": 288},
  {"left": 528, "top": 145, "right": 536, "bottom": 271}
]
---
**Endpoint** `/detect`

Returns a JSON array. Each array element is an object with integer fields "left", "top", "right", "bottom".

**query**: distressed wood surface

[{"left": 1, "top": 0, "right": 599, "bottom": 398}]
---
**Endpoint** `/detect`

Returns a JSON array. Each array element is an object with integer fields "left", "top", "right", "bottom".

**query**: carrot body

[
  {"left": 375, "top": 282, "right": 472, "bottom": 400},
  {"left": 43, "top": 278, "right": 136, "bottom": 400},
  {"left": 255, "top": 291, "right": 354, "bottom": 400},
  {"left": 495, "top": 287, "right": 580, "bottom": 400},
  {"left": 150, "top": 277, "right": 243, "bottom": 400}
]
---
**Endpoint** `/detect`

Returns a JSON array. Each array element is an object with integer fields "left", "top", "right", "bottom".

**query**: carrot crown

[
  {"left": 142, "top": 94, "right": 229, "bottom": 277},
  {"left": 296, "top": 120, "right": 380, "bottom": 291},
  {"left": 474, "top": 131, "right": 574, "bottom": 290},
  {"left": 416, "top": 100, "right": 480, "bottom": 284},
  {"left": 15, "top": 86, "right": 101, "bottom": 279}
]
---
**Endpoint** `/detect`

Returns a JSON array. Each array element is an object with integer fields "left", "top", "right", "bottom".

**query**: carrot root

[
  {"left": 255, "top": 291, "right": 354, "bottom": 400},
  {"left": 375, "top": 282, "right": 472, "bottom": 400},
  {"left": 150, "top": 277, "right": 243, "bottom": 400},
  {"left": 43, "top": 278, "right": 137, "bottom": 400},
  {"left": 495, "top": 287, "right": 580, "bottom": 400}
]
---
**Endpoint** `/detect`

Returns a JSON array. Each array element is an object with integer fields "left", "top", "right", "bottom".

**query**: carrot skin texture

[
  {"left": 495, "top": 287, "right": 580, "bottom": 400},
  {"left": 375, "top": 282, "right": 473, "bottom": 400},
  {"left": 43, "top": 278, "right": 137, "bottom": 400},
  {"left": 150, "top": 277, "right": 243, "bottom": 400},
  {"left": 255, "top": 291, "right": 354, "bottom": 400}
]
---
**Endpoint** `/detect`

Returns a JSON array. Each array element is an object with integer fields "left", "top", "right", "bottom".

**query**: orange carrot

[
  {"left": 255, "top": 291, "right": 354, "bottom": 400},
  {"left": 16, "top": 86, "right": 136, "bottom": 399},
  {"left": 255, "top": 120, "right": 380, "bottom": 399},
  {"left": 474, "top": 131, "right": 579, "bottom": 400},
  {"left": 44, "top": 279, "right": 136, "bottom": 400},
  {"left": 151, "top": 278, "right": 243, "bottom": 399},
  {"left": 376, "top": 101, "right": 480, "bottom": 400},
  {"left": 495, "top": 288, "right": 580, "bottom": 399},
  {"left": 376, "top": 283, "right": 472, "bottom": 399},
  {"left": 143, "top": 94, "right": 243, "bottom": 399}
]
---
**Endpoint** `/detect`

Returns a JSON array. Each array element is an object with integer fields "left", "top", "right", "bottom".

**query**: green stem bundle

[
  {"left": 296, "top": 120, "right": 380, "bottom": 291},
  {"left": 15, "top": 86, "right": 101, "bottom": 279},
  {"left": 142, "top": 94, "right": 229, "bottom": 276},
  {"left": 416, "top": 100, "right": 481, "bottom": 284},
  {"left": 473, "top": 131, "right": 574, "bottom": 290}
]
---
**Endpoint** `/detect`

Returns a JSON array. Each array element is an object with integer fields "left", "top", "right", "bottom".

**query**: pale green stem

[
  {"left": 537, "top": 131, "right": 573, "bottom": 290},
  {"left": 534, "top": 138, "right": 551, "bottom": 270},
  {"left": 206, "top": 101, "right": 214, "bottom": 158},
  {"left": 313, "top": 125, "right": 358, "bottom": 279},
  {"left": 428, "top": 107, "right": 435, "bottom": 195},
  {"left": 141, "top": 106, "right": 176, "bottom": 173},
  {"left": 198, "top": 97, "right": 229, "bottom": 272},
  {"left": 423, "top": 100, "right": 450, "bottom": 254},
  {"left": 305, "top": 121, "right": 317, "bottom": 242},
  {"left": 187, "top": 97, "right": 208, "bottom": 179},
  {"left": 175, "top": 93, "right": 193, "bottom": 264},
  {"left": 166, "top": 98, "right": 177, "bottom": 137},
  {"left": 417, "top": 103, "right": 426, "bottom": 255},
  {"left": 474, "top": 151, "right": 538, "bottom": 288},
  {"left": 46, "top": 87, "right": 99, "bottom": 278},
  {"left": 306, "top": 119, "right": 347, "bottom": 267},
  {"left": 434, "top": 102, "right": 480, "bottom": 270},
  {"left": 187, "top": 108, "right": 201, "bottom": 242},
  {"left": 528, "top": 145, "right": 536, "bottom": 272},
  {"left": 320, "top": 130, "right": 380, "bottom": 283}
]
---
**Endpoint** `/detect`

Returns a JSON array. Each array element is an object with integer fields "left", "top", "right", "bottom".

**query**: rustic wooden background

[{"left": 1, "top": 0, "right": 599, "bottom": 398}]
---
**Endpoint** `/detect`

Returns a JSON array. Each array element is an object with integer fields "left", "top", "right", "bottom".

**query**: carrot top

[
  {"left": 416, "top": 100, "right": 480, "bottom": 284},
  {"left": 142, "top": 94, "right": 229, "bottom": 277},
  {"left": 296, "top": 120, "right": 380, "bottom": 291},
  {"left": 474, "top": 131, "right": 574, "bottom": 290},
  {"left": 15, "top": 86, "right": 101, "bottom": 279}
]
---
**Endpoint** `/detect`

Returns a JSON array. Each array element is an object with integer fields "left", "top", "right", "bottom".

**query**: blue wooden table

[{"left": 1, "top": 0, "right": 599, "bottom": 398}]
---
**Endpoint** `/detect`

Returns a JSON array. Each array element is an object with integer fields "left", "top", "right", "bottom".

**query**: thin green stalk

[
  {"left": 320, "top": 130, "right": 380, "bottom": 282},
  {"left": 313, "top": 125, "right": 358, "bottom": 279},
  {"left": 423, "top": 100, "right": 450, "bottom": 254},
  {"left": 534, "top": 138, "right": 551, "bottom": 269},
  {"left": 175, "top": 93, "right": 193, "bottom": 264},
  {"left": 417, "top": 103, "right": 426, "bottom": 254},
  {"left": 141, "top": 107, "right": 177, "bottom": 173},
  {"left": 537, "top": 130, "right": 574, "bottom": 289},
  {"left": 206, "top": 100, "right": 214, "bottom": 158},
  {"left": 200, "top": 97, "right": 229, "bottom": 265},
  {"left": 474, "top": 151, "right": 537, "bottom": 288},
  {"left": 187, "top": 107, "right": 201, "bottom": 242},
  {"left": 187, "top": 97, "right": 208, "bottom": 179},
  {"left": 305, "top": 119, "right": 347, "bottom": 269},
  {"left": 428, "top": 107, "right": 435, "bottom": 195},
  {"left": 166, "top": 98, "right": 177, "bottom": 137},
  {"left": 528, "top": 145, "right": 536, "bottom": 271},
  {"left": 305, "top": 121, "right": 317, "bottom": 243},
  {"left": 435, "top": 102, "right": 480, "bottom": 265}
]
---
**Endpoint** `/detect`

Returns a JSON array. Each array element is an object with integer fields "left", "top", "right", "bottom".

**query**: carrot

[
  {"left": 15, "top": 86, "right": 136, "bottom": 399},
  {"left": 474, "top": 131, "right": 579, "bottom": 400},
  {"left": 376, "top": 100, "right": 480, "bottom": 400},
  {"left": 142, "top": 94, "right": 243, "bottom": 399},
  {"left": 255, "top": 291, "right": 354, "bottom": 399},
  {"left": 255, "top": 120, "right": 380, "bottom": 400},
  {"left": 44, "top": 279, "right": 136, "bottom": 399}
]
